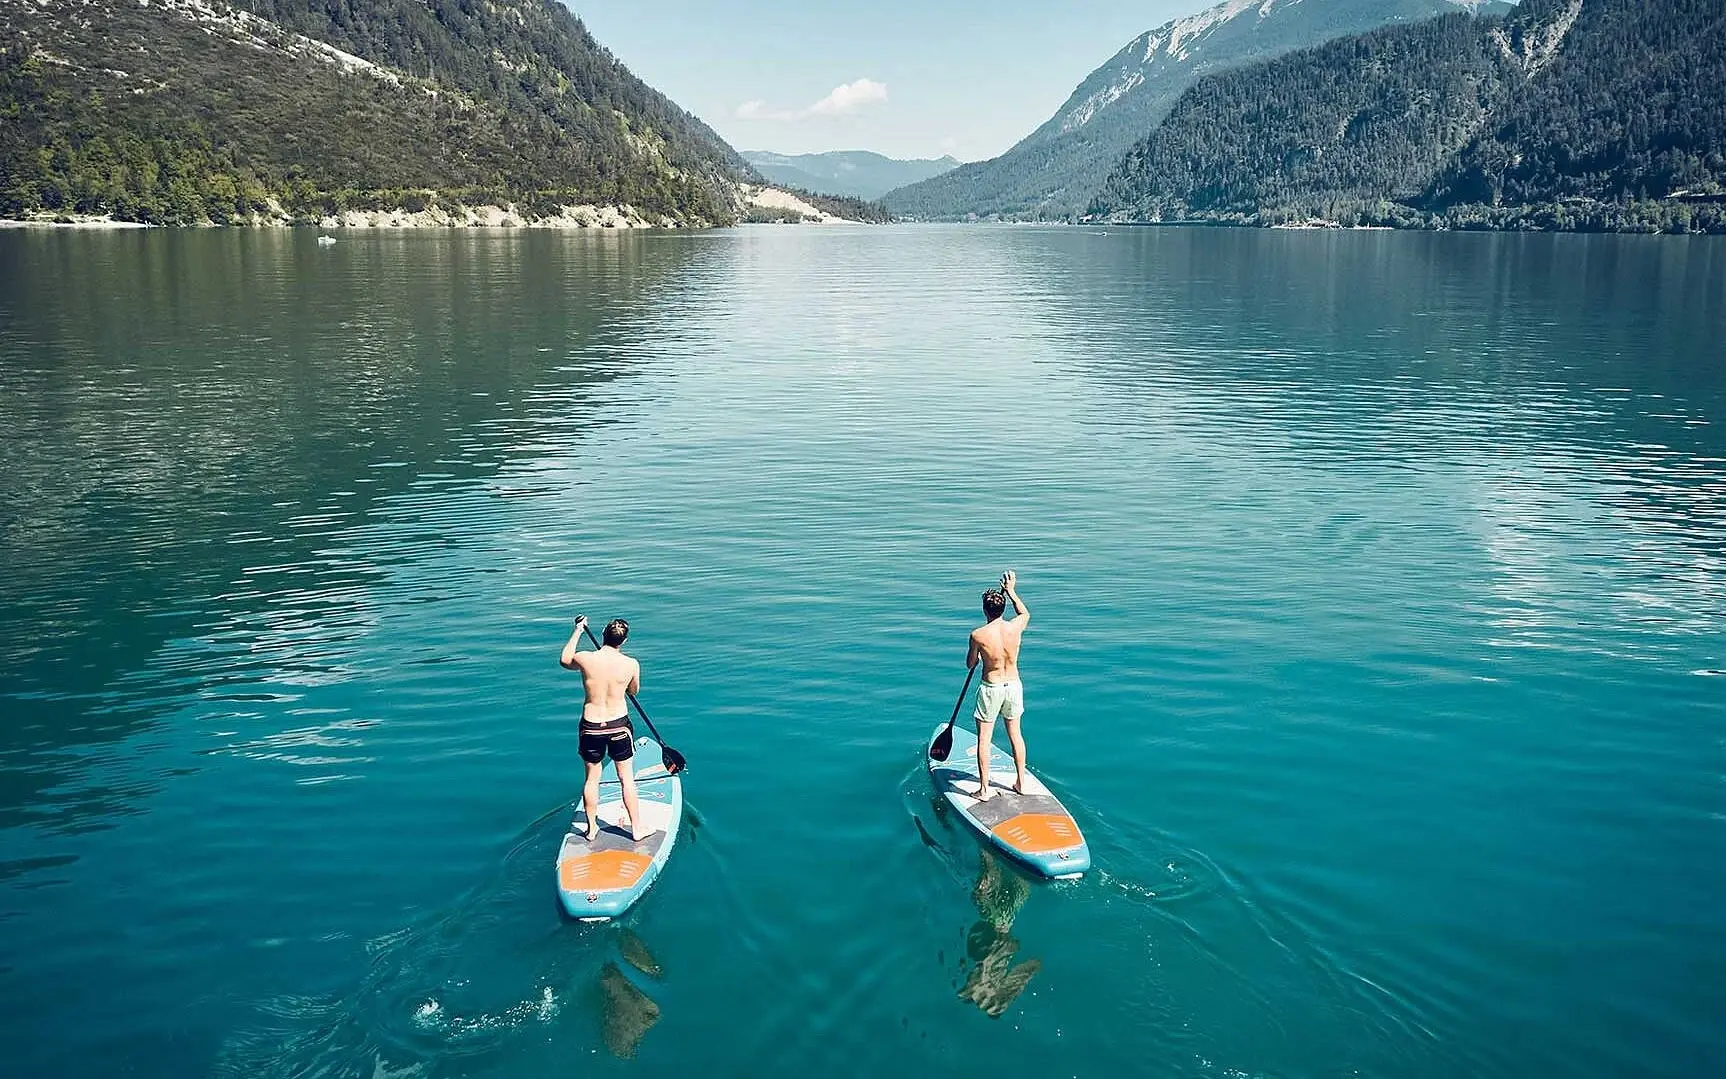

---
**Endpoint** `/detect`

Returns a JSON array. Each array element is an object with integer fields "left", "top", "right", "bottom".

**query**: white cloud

[
  {"left": 807, "top": 78, "right": 889, "bottom": 116},
  {"left": 733, "top": 78, "right": 888, "bottom": 122}
]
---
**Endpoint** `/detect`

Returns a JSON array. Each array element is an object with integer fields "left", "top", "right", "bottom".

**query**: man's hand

[
  {"left": 561, "top": 615, "right": 589, "bottom": 669},
  {"left": 1001, "top": 570, "right": 1029, "bottom": 625}
]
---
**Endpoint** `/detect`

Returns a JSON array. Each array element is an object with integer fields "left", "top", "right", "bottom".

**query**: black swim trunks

[{"left": 578, "top": 716, "right": 635, "bottom": 764}]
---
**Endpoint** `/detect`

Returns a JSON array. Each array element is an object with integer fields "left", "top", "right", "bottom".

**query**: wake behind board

[
  {"left": 556, "top": 736, "right": 683, "bottom": 921},
  {"left": 927, "top": 723, "right": 1090, "bottom": 880}
]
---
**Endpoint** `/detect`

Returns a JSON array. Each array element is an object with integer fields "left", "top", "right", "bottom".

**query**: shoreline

[
  {"left": 0, "top": 218, "right": 152, "bottom": 230},
  {"left": 0, "top": 203, "right": 676, "bottom": 230},
  {"left": 0, "top": 185, "right": 884, "bottom": 229}
]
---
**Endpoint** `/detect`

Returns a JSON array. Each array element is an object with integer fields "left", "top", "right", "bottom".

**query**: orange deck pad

[
  {"left": 992, "top": 813, "right": 1082, "bottom": 854},
  {"left": 559, "top": 850, "right": 653, "bottom": 892}
]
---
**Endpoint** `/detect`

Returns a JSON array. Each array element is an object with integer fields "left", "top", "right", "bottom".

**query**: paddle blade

[
  {"left": 929, "top": 723, "right": 955, "bottom": 762},
  {"left": 661, "top": 745, "right": 687, "bottom": 775}
]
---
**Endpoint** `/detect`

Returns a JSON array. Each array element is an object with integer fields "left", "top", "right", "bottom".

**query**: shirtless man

[
  {"left": 560, "top": 615, "right": 647, "bottom": 843},
  {"left": 965, "top": 571, "right": 1031, "bottom": 801}
]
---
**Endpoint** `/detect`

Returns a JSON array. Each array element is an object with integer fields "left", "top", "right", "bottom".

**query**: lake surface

[{"left": 2, "top": 224, "right": 1723, "bottom": 1079}]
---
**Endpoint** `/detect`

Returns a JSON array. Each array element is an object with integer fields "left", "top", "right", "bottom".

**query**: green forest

[
  {"left": 0, "top": 0, "right": 748, "bottom": 225},
  {"left": 1090, "top": 0, "right": 1726, "bottom": 233}
]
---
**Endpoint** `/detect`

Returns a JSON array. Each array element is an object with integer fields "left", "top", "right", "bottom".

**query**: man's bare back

[
  {"left": 563, "top": 642, "right": 639, "bottom": 722},
  {"left": 969, "top": 618, "right": 1025, "bottom": 684}
]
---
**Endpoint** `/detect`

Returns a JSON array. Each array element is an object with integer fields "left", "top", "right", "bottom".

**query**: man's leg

[
  {"left": 582, "top": 759, "right": 604, "bottom": 841},
  {"left": 1004, "top": 716, "right": 1029, "bottom": 796},
  {"left": 615, "top": 750, "right": 646, "bottom": 843},
  {"left": 975, "top": 717, "right": 995, "bottom": 800}
]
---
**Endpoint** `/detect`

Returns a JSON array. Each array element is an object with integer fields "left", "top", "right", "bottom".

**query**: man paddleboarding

[
  {"left": 966, "top": 571, "right": 1031, "bottom": 801},
  {"left": 561, "top": 615, "right": 647, "bottom": 843}
]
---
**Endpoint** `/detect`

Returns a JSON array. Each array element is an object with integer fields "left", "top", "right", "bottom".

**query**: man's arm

[
  {"left": 966, "top": 631, "right": 981, "bottom": 670},
  {"left": 1002, "top": 571, "right": 1030, "bottom": 628},
  {"left": 559, "top": 616, "right": 589, "bottom": 669},
  {"left": 627, "top": 658, "right": 641, "bottom": 697}
]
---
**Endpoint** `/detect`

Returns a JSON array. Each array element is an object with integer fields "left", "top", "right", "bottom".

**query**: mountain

[
  {"left": 1090, "top": 0, "right": 1726, "bottom": 232},
  {"left": 883, "top": 0, "right": 1511, "bottom": 220},
  {"left": 740, "top": 151, "right": 960, "bottom": 200},
  {"left": 0, "top": 0, "right": 750, "bottom": 225}
]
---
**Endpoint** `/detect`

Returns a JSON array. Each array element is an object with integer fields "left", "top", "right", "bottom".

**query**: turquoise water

[{"left": 2, "top": 225, "right": 1723, "bottom": 1078}]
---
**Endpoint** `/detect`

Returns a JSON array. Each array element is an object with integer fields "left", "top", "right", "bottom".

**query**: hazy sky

[{"left": 576, "top": 1, "right": 1207, "bottom": 163}]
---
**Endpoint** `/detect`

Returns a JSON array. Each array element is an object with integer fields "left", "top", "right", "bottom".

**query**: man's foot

[
  {"left": 584, "top": 825, "right": 600, "bottom": 843},
  {"left": 973, "top": 780, "right": 995, "bottom": 802},
  {"left": 1014, "top": 777, "right": 1028, "bottom": 796}
]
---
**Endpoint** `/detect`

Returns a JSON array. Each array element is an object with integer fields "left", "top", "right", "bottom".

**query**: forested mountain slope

[
  {"left": 883, "top": 0, "right": 1508, "bottom": 220},
  {"left": 1091, "top": 0, "right": 1726, "bottom": 232},
  {"left": 0, "top": 0, "right": 750, "bottom": 225}
]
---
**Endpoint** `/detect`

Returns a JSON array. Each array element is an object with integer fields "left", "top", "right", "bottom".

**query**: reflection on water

[
  {"left": 595, "top": 928, "right": 668, "bottom": 1060},
  {"left": 599, "top": 931, "right": 665, "bottom": 1060},
  {"left": 956, "top": 851, "right": 1039, "bottom": 1019},
  {"left": 907, "top": 786, "right": 1043, "bottom": 1019},
  {"left": 0, "top": 229, "right": 702, "bottom": 835}
]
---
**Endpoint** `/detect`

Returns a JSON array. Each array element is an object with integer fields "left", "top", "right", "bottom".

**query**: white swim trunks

[{"left": 973, "top": 679, "right": 1024, "bottom": 725}]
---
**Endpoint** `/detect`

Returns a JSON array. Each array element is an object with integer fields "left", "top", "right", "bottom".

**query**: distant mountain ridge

[
  {"left": 1089, "top": 0, "right": 1726, "bottom": 232},
  {"left": 0, "top": 0, "right": 750, "bottom": 225},
  {"left": 740, "top": 150, "right": 959, "bottom": 200},
  {"left": 884, "top": 0, "right": 1511, "bottom": 220}
]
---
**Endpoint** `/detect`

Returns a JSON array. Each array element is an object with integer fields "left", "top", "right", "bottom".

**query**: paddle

[
  {"left": 582, "top": 622, "right": 687, "bottom": 775},
  {"left": 928, "top": 665, "right": 977, "bottom": 763}
]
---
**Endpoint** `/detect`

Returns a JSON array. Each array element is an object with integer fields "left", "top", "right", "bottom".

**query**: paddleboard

[
  {"left": 556, "top": 736, "right": 682, "bottom": 920},
  {"left": 927, "top": 722, "right": 1090, "bottom": 880}
]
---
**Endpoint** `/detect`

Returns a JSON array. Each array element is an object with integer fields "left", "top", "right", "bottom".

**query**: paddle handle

[{"left": 581, "top": 623, "right": 668, "bottom": 745}]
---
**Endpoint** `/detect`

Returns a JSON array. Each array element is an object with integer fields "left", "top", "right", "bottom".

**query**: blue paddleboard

[
  {"left": 556, "top": 737, "right": 683, "bottom": 920},
  {"left": 927, "top": 723, "right": 1090, "bottom": 879}
]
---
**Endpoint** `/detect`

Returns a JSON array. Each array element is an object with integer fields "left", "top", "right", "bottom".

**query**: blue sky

[{"left": 575, "top": 1, "right": 1209, "bottom": 162}]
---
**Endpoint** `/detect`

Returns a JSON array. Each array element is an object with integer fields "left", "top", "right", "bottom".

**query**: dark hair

[
  {"left": 602, "top": 618, "right": 629, "bottom": 647},
  {"left": 981, "top": 589, "right": 1006, "bottom": 620}
]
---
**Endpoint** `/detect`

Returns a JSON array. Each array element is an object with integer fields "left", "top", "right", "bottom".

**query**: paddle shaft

[
  {"left": 581, "top": 623, "right": 670, "bottom": 747},
  {"left": 940, "top": 666, "right": 977, "bottom": 740}
]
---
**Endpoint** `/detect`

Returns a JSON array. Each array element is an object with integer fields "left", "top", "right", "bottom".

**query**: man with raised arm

[
  {"left": 965, "top": 571, "right": 1031, "bottom": 801},
  {"left": 560, "top": 615, "right": 647, "bottom": 843}
]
